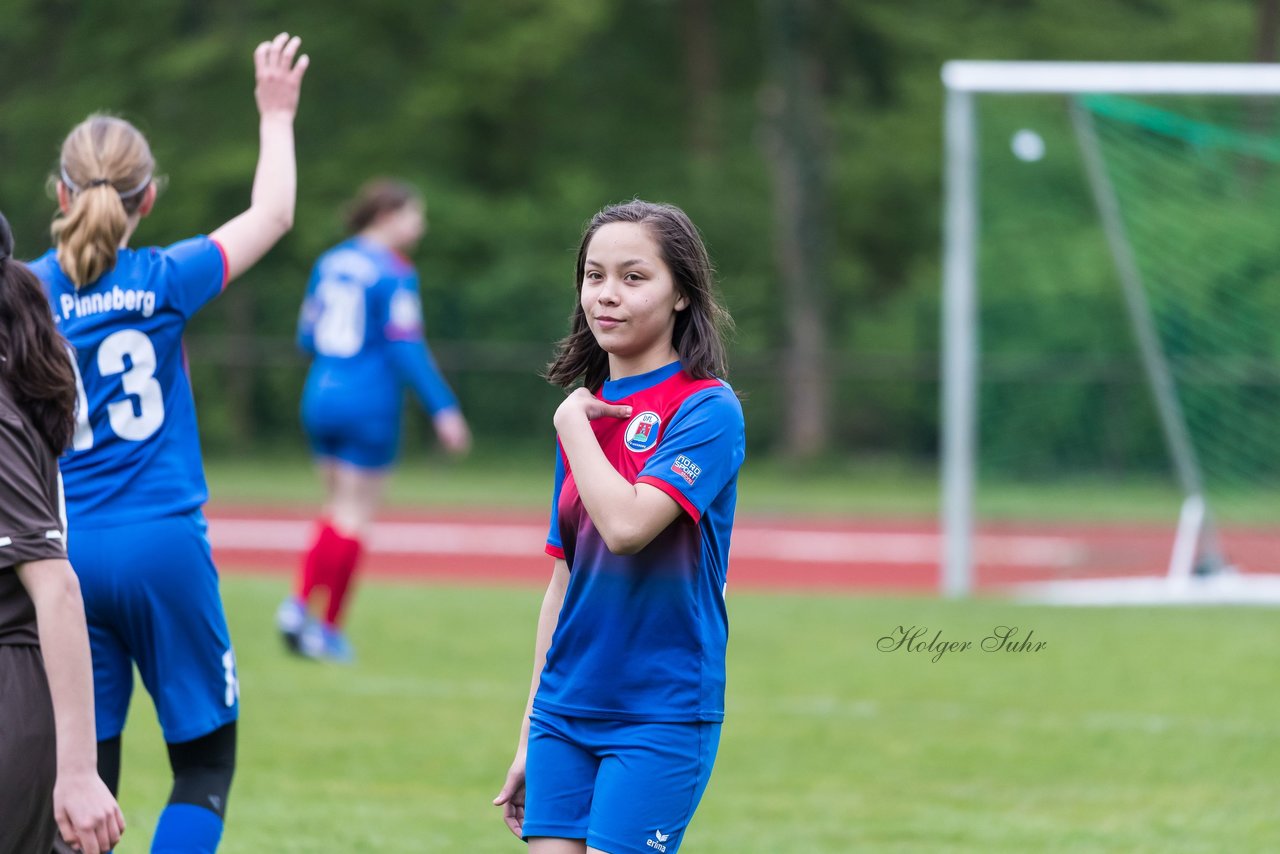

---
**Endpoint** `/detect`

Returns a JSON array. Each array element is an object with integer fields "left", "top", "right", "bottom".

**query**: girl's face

[
  {"left": 580, "top": 222, "right": 689, "bottom": 379},
  {"left": 381, "top": 199, "right": 426, "bottom": 252}
]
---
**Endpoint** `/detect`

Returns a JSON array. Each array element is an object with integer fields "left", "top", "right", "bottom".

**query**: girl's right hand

[
  {"left": 253, "top": 32, "right": 309, "bottom": 120},
  {"left": 492, "top": 755, "right": 527, "bottom": 839},
  {"left": 553, "top": 387, "right": 632, "bottom": 432}
]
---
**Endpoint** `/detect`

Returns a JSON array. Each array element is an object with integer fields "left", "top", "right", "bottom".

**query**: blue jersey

[
  {"left": 30, "top": 238, "right": 227, "bottom": 528},
  {"left": 537, "top": 361, "right": 746, "bottom": 723},
  {"left": 297, "top": 237, "right": 457, "bottom": 422}
]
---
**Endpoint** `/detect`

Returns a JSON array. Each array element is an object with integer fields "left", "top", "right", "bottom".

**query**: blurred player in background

[
  {"left": 0, "top": 212, "right": 124, "bottom": 854},
  {"left": 29, "top": 33, "right": 308, "bottom": 853},
  {"left": 494, "top": 200, "right": 745, "bottom": 854},
  {"left": 277, "top": 179, "right": 471, "bottom": 663}
]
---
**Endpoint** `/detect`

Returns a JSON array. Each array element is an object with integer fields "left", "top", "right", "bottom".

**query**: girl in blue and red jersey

[
  {"left": 29, "top": 33, "right": 308, "bottom": 853},
  {"left": 277, "top": 180, "right": 470, "bottom": 662},
  {"left": 494, "top": 200, "right": 745, "bottom": 854}
]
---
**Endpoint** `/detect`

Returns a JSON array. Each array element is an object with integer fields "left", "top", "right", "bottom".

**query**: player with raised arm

[{"left": 28, "top": 33, "right": 308, "bottom": 853}]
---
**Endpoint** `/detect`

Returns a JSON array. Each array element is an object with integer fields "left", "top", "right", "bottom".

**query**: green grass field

[{"left": 108, "top": 572, "right": 1280, "bottom": 853}]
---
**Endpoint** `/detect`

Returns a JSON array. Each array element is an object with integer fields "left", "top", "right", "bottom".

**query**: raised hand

[{"left": 253, "top": 32, "right": 309, "bottom": 119}]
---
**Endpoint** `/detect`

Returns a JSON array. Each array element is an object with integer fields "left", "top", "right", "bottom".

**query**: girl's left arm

[
  {"left": 554, "top": 388, "right": 682, "bottom": 555},
  {"left": 386, "top": 339, "right": 470, "bottom": 455},
  {"left": 382, "top": 279, "right": 470, "bottom": 455}
]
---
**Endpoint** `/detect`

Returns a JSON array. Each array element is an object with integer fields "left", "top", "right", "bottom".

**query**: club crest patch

[
  {"left": 623, "top": 411, "right": 662, "bottom": 452},
  {"left": 388, "top": 288, "right": 422, "bottom": 335}
]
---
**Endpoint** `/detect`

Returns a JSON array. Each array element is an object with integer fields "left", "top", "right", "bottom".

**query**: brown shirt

[{"left": 0, "top": 380, "right": 66, "bottom": 646}]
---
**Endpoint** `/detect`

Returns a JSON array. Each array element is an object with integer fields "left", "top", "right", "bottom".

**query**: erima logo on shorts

[
  {"left": 624, "top": 411, "right": 662, "bottom": 452},
  {"left": 647, "top": 830, "right": 671, "bottom": 851}
]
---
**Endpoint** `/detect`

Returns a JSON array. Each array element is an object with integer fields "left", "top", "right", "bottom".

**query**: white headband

[{"left": 60, "top": 164, "right": 152, "bottom": 199}]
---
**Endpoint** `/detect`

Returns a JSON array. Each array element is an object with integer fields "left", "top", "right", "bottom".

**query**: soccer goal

[{"left": 941, "top": 61, "right": 1280, "bottom": 603}]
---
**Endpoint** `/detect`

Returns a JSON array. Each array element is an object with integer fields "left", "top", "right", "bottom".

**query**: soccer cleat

[
  {"left": 298, "top": 621, "right": 355, "bottom": 664},
  {"left": 275, "top": 596, "right": 310, "bottom": 654}
]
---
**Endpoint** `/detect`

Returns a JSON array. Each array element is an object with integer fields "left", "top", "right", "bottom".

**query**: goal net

[{"left": 941, "top": 62, "right": 1280, "bottom": 602}]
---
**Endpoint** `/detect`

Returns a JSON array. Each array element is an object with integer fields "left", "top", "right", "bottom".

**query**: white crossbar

[{"left": 943, "top": 61, "right": 1280, "bottom": 95}]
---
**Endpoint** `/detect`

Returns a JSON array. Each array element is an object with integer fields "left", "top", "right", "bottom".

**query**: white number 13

[{"left": 71, "top": 329, "right": 165, "bottom": 450}]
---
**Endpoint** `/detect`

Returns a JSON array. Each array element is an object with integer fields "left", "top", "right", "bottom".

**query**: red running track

[{"left": 205, "top": 504, "right": 1280, "bottom": 593}]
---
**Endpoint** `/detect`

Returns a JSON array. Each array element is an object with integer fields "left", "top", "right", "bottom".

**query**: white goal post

[{"left": 940, "top": 61, "right": 1280, "bottom": 600}]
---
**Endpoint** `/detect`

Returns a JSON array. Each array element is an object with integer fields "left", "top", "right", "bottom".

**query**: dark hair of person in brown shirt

[{"left": 0, "top": 211, "right": 77, "bottom": 455}]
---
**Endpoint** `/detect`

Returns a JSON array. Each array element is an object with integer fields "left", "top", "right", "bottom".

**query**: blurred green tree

[{"left": 0, "top": 0, "right": 1262, "bottom": 468}]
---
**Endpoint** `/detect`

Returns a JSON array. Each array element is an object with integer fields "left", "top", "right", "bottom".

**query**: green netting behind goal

[{"left": 973, "top": 92, "right": 1280, "bottom": 539}]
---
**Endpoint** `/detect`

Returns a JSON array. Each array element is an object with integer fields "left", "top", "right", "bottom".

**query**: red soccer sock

[
  {"left": 297, "top": 520, "right": 341, "bottom": 603},
  {"left": 323, "top": 529, "right": 363, "bottom": 627}
]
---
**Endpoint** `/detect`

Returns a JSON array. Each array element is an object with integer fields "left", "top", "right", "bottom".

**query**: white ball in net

[{"left": 1011, "top": 129, "right": 1045, "bottom": 162}]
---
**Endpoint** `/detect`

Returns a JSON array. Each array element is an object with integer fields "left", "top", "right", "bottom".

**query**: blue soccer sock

[{"left": 151, "top": 802, "right": 224, "bottom": 853}]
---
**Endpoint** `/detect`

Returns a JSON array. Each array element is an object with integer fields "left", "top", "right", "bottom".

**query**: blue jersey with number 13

[{"left": 31, "top": 237, "right": 227, "bottom": 528}]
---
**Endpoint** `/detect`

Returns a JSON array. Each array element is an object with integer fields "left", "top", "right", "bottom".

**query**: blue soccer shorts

[
  {"left": 522, "top": 709, "right": 721, "bottom": 854},
  {"left": 68, "top": 511, "right": 239, "bottom": 744},
  {"left": 301, "top": 393, "right": 399, "bottom": 470}
]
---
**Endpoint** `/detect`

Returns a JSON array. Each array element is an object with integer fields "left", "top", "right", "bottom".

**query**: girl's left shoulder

[{"left": 677, "top": 380, "right": 744, "bottom": 427}]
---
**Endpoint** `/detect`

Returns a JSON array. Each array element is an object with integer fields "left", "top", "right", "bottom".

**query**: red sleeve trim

[
  {"left": 545, "top": 544, "right": 565, "bottom": 559},
  {"left": 637, "top": 475, "right": 701, "bottom": 523},
  {"left": 211, "top": 238, "right": 230, "bottom": 291}
]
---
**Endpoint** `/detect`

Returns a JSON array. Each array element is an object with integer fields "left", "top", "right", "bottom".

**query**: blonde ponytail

[
  {"left": 51, "top": 114, "right": 155, "bottom": 288},
  {"left": 53, "top": 183, "right": 130, "bottom": 288}
]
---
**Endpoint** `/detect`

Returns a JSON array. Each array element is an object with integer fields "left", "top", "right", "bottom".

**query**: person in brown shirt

[{"left": 0, "top": 211, "right": 123, "bottom": 854}]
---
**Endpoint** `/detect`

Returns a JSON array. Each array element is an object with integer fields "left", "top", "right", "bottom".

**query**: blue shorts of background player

[
  {"left": 301, "top": 395, "right": 400, "bottom": 470},
  {"left": 69, "top": 511, "right": 239, "bottom": 745},
  {"left": 522, "top": 711, "right": 721, "bottom": 854}
]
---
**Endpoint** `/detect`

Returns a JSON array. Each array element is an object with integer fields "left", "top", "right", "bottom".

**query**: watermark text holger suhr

[{"left": 878, "top": 626, "right": 1047, "bottom": 663}]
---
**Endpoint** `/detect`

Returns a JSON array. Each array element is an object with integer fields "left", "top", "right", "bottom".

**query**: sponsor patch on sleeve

[
  {"left": 387, "top": 288, "right": 423, "bottom": 337},
  {"left": 671, "top": 454, "right": 701, "bottom": 486}
]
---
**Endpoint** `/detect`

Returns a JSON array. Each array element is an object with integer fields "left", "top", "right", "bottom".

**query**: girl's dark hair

[
  {"left": 344, "top": 179, "right": 421, "bottom": 234},
  {"left": 545, "top": 199, "right": 733, "bottom": 392},
  {"left": 0, "top": 211, "right": 77, "bottom": 454}
]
